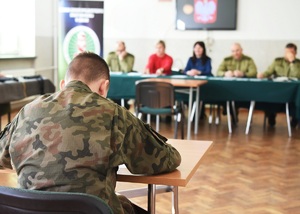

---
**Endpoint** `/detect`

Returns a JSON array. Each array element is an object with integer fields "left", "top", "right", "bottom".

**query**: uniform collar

[{"left": 65, "top": 80, "right": 92, "bottom": 92}]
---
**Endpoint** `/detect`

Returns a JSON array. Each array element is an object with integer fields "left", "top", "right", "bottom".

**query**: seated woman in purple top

[{"left": 184, "top": 41, "right": 213, "bottom": 76}]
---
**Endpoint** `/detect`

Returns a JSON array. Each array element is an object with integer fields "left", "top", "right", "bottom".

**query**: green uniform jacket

[
  {"left": 107, "top": 52, "right": 135, "bottom": 72},
  {"left": 0, "top": 81, "right": 181, "bottom": 214},
  {"left": 217, "top": 54, "right": 257, "bottom": 77},
  {"left": 263, "top": 57, "right": 300, "bottom": 78}
]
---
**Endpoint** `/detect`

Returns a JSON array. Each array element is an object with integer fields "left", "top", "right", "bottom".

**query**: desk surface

[
  {"left": 138, "top": 78, "right": 207, "bottom": 88},
  {"left": 117, "top": 139, "right": 213, "bottom": 187},
  {"left": 0, "top": 140, "right": 213, "bottom": 188}
]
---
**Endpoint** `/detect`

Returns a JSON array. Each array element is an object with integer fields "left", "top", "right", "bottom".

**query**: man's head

[
  {"left": 231, "top": 43, "right": 243, "bottom": 60},
  {"left": 61, "top": 52, "right": 110, "bottom": 97},
  {"left": 155, "top": 40, "right": 166, "bottom": 57},
  {"left": 116, "top": 41, "right": 126, "bottom": 54},
  {"left": 285, "top": 43, "right": 297, "bottom": 62}
]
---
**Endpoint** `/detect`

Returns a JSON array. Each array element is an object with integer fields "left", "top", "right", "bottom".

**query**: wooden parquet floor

[{"left": 2, "top": 108, "right": 300, "bottom": 214}]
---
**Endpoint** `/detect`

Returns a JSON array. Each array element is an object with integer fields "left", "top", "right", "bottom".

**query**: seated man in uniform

[
  {"left": 0, "top": 52, "right": 181, "bottom": 214},
  {"left": 106, "top": 41, "right": 135, "bottom": 109},
  {"left": 217, "top": 43, "right": 257, "bottom": 123},
  {"left": 217, "top": 43, "right": 257, "bottom": 78},
  {"left": 107, "top": 41, "right": 135, "bottom": 73},
  {"left": 257, "top": 43, "right": 300, "bottom": 127}
]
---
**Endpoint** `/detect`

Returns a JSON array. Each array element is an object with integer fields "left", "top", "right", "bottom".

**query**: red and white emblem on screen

[{"left": 194, "top": 0, "right": 217, "bottom": 24}]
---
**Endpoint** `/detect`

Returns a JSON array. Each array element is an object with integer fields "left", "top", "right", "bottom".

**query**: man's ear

[
  {"left": 98, "top": 79, "right": 110, "bottom": 97},
  {"left": 60, "top": 79, "right": 65, "bottom": 90}
]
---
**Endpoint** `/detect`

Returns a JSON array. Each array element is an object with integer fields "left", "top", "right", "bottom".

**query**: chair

[
  {"left": 0, "top": 186, "right": 113, "bottom": 214},
  {"left": 135, "top": 81, "right": 184, "bottom": 139}
]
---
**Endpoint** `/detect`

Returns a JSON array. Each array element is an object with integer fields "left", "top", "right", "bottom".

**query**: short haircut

[
  {"left": 157, "top": 40, "right": 166, "bottom": 49},
  {"left": 66, "top": 52, "right": 110, "bottom": 84},
  {"left": 286, "top": 43, "right": 297, "bottom": 52}
]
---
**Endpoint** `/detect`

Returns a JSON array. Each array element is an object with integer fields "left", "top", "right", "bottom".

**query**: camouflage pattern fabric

[{"left": 0, "top": 80, "right": 181, "bottom": 214}]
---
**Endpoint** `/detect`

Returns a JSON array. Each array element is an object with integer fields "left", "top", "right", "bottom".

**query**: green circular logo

[{"left": 63, "top": 26, "right": 101, "bottom": 63}]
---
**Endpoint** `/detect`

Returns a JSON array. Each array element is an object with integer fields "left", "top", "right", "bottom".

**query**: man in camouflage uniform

[
  {"left": 217, "top": 43, "right": 257, "bottom": 78},
  {"left": 0, "top": 52, "right": 181, "bottom": 214},
  {"left": 257, "top": 43, "right": 300, "bottom": 127}
]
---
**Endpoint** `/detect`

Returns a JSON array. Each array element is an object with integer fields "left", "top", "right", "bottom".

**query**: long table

[
  {"left": 108, "top": 73, "right": 300, "bottom": 136},
  {"left": 0, "top": 139, "right": 213, "bottom": 214}
]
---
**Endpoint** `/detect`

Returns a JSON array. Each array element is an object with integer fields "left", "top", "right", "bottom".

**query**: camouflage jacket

[
  {"left": 263, "top": 57, "right": 300, "bottom": 78},
  {"left": 0, "top": 80, "right": 181, "bottom": 214},
  {"left": 217, "top": 54, "right": 257, "bottom": 78}
]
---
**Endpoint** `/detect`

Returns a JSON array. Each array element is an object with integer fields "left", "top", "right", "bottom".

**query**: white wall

[
  {"left": 1, "top": 0, "right": 300, "bottom": 84},
  {"left": 103, "top": 0, "right": 300, "bottom": 74}
]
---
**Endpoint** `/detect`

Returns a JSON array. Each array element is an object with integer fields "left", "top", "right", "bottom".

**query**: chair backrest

[
  {"left": 135, "top": 81, "right": 175, "bottom": 109},
  {"left": 0, "top": 186, "right": 113, "bottom": 214}
]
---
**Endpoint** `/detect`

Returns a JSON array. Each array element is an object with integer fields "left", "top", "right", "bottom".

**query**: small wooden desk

[
  {"left": 117, "top": 139, "right": 213, "bottom": 213},
  {"left": 137, "top": 78, "right": 208, "bottom": 139},
  {"left": 0, "top": 139, "right": 213, "bottom": 214}
]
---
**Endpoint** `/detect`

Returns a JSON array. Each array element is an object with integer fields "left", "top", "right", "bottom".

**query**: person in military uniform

[
  {"left": 257, "top": 43, "right": 300, "bottom": 127},
  {"left": 217, "top": 43, "right": 257, "bottom": 124},
  {"left": 107, "top": 41, "right": 135, "bottom": 72},
  {"left": 107, "top": 41, "right": 135, "bottom": 109},
  {"left": 0, "top": 52, "right": 181, "bottom": 214},
  {"left": 257, "top": 43, "right": 300, "bottom": 79},
  {"left": 217, "top": 43, "right": 257, "bottom": 78}
]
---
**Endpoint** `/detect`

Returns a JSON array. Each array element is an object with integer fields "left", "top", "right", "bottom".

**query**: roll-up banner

[{"left": 58, "top": 0, "right": 104, "bottom": 81}]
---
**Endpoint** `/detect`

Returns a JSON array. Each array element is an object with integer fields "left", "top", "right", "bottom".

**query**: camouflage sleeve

[
  {"left": 0, "top": 121, "right": 16, "bottom": 170},
  {"left": 111, "top": 106, "right": 181, "bottom": 175}
]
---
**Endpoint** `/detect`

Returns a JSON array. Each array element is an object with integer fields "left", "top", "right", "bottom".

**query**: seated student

[
  {"left": 0, "top": 52, "right": 181, "bottom": 214},
  {"left": 145, "top": 40, "right": 173, "bottom": 75},
  {"left": 107, "top": 41, "right": 135, "bottom": 72},
  {"left": 217, "top": 43, "right": 257, "bottom": 78},
  {"left": 257, "top": 43, "right": 300, "bottom": 127},
  {"left": 184, "top": 41, "right": 213, "bottom": 76}
]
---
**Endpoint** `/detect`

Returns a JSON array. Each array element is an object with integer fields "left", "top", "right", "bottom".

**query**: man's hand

[
  {"left": 233, "top": 70, "right": 244, "bottom": 77},
  {"left": 286, "top": 51, "right": 296, "bottom": 63},
  {"left": 257, "top": 72, "right": 264, "bottom": 79},
  {"left": 117, "top": 51, "right": 127, "bottom": 61},
  {"left": 224, "top": 71, "right": 234, "bottom": 77}
]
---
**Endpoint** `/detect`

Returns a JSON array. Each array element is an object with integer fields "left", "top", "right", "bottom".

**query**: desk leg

[
  {"left": 226, "top": 101, "right": 232, "bottom": 133},
  {"left": 194, "top": 87, "right": 200, "bottom": 135},
  {"left": 187, "top": 87, "right": 193, "bottom": 140},
  {"left": 245, "top": 101, "right": 255, "bottom": 135},
  {"left": 172, "top": 186, "right": 179, "bottom": 214},
  {"left": 148, "top": 184, "right": 156, "bottom": 214},
  {"left": 286, "top": 103, "right": 292, "bottom": 137}
]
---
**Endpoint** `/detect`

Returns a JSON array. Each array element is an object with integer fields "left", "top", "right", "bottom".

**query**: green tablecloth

[{"left": 108, "top": 73, "right": 300, "bottom": 119}]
